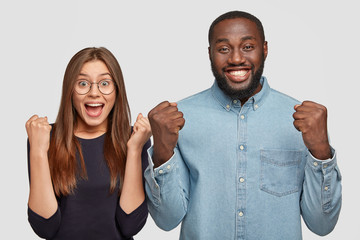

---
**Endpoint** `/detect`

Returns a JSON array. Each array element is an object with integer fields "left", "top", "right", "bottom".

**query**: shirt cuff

[
  {"left": 147, "top": 146, "right": 177, "bottom": 177},
  {"left": 307, "top": 146, "right": 337, "bottom": 174},
  {"left": 306, "top": 146, "right": 341, "bottom": 212},
  {"left": 144, "top": 146, "right": 178, "bottom": 206}
]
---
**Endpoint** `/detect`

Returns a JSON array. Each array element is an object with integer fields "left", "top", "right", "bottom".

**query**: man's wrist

[
  {"left": 309, "top": 143, "right": 332, "bottom": 160},
  {"left": 152, "top": 146, "right": 173, "bottom": 168}
]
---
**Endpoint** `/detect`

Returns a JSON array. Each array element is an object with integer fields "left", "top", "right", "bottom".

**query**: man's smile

[{"left": 224, "top": 67, "right": 251, "bottom": 83}]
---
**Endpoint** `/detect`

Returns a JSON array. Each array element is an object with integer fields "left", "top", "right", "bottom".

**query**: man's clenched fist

[
  {"left": 293, "top": 101, "right": 332, "bottom": 160},
  {"left": 148, "top": 101, "right": 185, "bottom": 168}
]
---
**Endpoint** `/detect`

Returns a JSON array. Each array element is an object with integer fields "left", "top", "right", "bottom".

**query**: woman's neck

[
  {"left": 74, "top": 118, "right": 108, "bottom": 139},
  {"left": 74, "top": 128, "right": 106, "bottom": 139}
]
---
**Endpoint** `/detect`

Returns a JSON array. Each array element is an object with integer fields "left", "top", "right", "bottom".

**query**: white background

[{"left": 0, "top": 0, "right": 358, "bottom": 239}]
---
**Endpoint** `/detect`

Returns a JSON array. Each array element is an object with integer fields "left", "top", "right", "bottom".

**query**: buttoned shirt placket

[{"left": 234, "top": 99, "right": 251, "bottom": 240}]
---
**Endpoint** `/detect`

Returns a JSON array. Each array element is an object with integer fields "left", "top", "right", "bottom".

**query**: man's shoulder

[
  {"left": 269, "top": 88, "right": 301, "bottom": 106},
  {"left": 177, "top": 87, "right": 213, "bottom": 106}
]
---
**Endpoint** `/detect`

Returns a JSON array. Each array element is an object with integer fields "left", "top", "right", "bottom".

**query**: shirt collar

[{"left": 211, "top": 76, "right": 270, "bottom": 111}]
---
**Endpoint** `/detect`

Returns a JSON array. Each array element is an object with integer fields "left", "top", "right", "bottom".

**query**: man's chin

[
  {"left": 226, "top": 78, "right": 252, "bottom": 92},
  {"left": 216, "top": 75, "right": 260, "bottom": 100}
]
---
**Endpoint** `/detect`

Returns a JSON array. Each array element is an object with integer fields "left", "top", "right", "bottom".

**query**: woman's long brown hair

[{"left": 48, "top": 47, "right": 131, "bottom": 196}]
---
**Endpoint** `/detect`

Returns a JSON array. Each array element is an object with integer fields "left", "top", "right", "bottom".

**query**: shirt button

[
  {"left": 254, "top": 104, "right": 259, "bottom": 110},
  {"left": 239, "top": 145, "right": 244, "bottom": 150},
  {"left": 239, "top": 177, "right": 245, "bottom": 183},
  {"left": 226, "top": 104, "right": 230, "bottom": 109},
  {"left": 323, "top": 164, "right": 328, "bottom": 168},
  {"left": 166, "top": 165, "right": 171, "bottom": 170},
  {"left": 159, "top": 169, "right": 164, "bottom": 174},
  {"left": 233, "top": 100, "right": 238, "bottom": 104},
  {"left": 239, "top": 211, "right": 244, "bottom": 217},
  {"left": 324, "top": 186, "right": 329, "bottom": 191},
  {"left": 313, "top": 162, "right": 318, "bottom": 167},
  {"left": 240, "top": 115, "right": 245, "bottom": 120}
]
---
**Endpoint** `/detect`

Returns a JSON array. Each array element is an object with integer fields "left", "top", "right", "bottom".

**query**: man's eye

[
  {"left": 219, "top": 47, "right": 229, "bottom": 53},
  {"left": 243, "top": 45, "right": 253, "bottom": 50}
]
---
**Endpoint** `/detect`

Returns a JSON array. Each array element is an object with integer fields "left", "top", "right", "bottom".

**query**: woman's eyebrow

[{"left": 78, "top": 73, "right": 111, "bottom": 77}]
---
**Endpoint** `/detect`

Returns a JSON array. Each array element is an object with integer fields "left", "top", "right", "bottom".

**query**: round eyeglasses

[{"left": 74, "top": 79, "right": 116, "bottom": 95}]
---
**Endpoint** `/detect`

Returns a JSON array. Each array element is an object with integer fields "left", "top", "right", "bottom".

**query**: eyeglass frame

[{"left": 74, "top": 79, "right": 116, "bottom": 95}]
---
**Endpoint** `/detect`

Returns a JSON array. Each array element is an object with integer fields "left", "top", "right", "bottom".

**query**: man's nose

[{"left": 228, "top": 49, "right": 245, "bottom": 65}]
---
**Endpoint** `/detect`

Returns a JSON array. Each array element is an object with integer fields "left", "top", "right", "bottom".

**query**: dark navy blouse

[{"left": 27, "top": 133, "right": 150, "bottom": 240}]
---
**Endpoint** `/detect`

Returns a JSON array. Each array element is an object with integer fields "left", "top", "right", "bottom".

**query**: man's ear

[
  {"left": 263, "top": 41, "right": 268, "bottom": 60},
  {"left": 208, "top": 46, "right": 211, "bottom": 60}
]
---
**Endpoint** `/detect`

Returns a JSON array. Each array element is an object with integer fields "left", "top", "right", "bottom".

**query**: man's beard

[{"left": 211, "top": 59, "right": 265, "bottom": 101}]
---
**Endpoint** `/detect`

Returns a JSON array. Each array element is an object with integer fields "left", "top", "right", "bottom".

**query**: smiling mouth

[
  {"left": 228, "top": 70, "right": 249, "bottom": 77},
  {"left": 225, "top": 69, "right": 251, "bottom": 83},
  {"left": 85, "top": 103, "right": 104, "bottom": 117}
]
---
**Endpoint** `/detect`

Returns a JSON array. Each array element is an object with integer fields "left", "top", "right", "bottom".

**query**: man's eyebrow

[
  {"left": 215, "top": 38, "right": 229, "bottom": 44},
  {"left": 215, "top": 36, "right": 256, "bottom": 44},
  {"left": 241, "top": 36, "right": 256, "bottom": 41}
]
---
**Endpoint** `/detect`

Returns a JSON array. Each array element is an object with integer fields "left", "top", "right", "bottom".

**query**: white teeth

[
  {"left": 86, "top": 103, "right": 103, "bottom": 107},
  {"left": 230, "top": 70, "right": 248, "bottom": 76}
]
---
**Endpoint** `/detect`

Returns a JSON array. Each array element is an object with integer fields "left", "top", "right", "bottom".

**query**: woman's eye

[
  {"left": 100, "top": 80, "right": 111, "bottom": 87},
  {"left": 78, "top": 81, "right": 89, "bottom": 87}
]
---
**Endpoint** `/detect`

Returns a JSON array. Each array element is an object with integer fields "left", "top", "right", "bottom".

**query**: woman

[{"left": 25, "top": 47, "right": 151, "bottom": 239}]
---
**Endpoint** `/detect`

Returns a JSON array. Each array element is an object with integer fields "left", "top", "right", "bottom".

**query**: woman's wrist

[
  {"left": 30, "top": 149, "right": 49, "bottom": 162},
  {"left": 126, "top": 145, "right": 143, "bottom": 157},
  {"left": 127, "top": 140, "right": 145, "bottom": 152}
]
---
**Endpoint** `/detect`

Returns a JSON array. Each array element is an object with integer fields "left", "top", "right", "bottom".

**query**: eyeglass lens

[{"left": 75, "top": 80, "right": 115, "bottom": 95}]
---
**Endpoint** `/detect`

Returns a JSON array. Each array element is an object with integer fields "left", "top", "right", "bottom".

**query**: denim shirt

[{"left": 144, "top": 77, "right": 342, "bottom": 240}]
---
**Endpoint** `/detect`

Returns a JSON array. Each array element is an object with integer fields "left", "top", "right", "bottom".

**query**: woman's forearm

[
  {"left": 119, "top": 148, "right": 145, "bottom": 214},
  {"left": 28, "top": 150, "right": 58, "bottom": 219}
]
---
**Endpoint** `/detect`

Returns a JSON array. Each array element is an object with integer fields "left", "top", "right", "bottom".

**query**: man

[{"left": 144, "top": 11, "right": 342, "bottom": 240}]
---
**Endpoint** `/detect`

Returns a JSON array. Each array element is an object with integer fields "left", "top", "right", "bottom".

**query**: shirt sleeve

[
  {"left": 116, "top": 199, "right": 148, "bottom": 238},
  {"left": 116, "top": 139, "right": 150, "bottom": 238},
  {"left": 27, "top": 138, "right": 61, "bottom": 239},
  {"left": 28, "top": 206, "right": 61, "bottom": 239},
  {"left": 300, "top": 146, "right": 342, "bottom": 236},
  {"left": 144, "top": 145, "right": 190, "bottom": 231}
]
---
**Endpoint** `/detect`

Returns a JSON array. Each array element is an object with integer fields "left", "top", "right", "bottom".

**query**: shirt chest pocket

[{"left": 260, "top": 149, "right": 302, "bottom": 197}]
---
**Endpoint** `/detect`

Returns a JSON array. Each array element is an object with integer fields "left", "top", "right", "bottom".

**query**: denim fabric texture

[{"left": 144, "top": 77, "right": 342, "bottom": 240}]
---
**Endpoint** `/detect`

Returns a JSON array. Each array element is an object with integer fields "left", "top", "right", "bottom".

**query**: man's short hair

[{"left": 208, "top": 11, "right": 265, "bottom": 45}]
